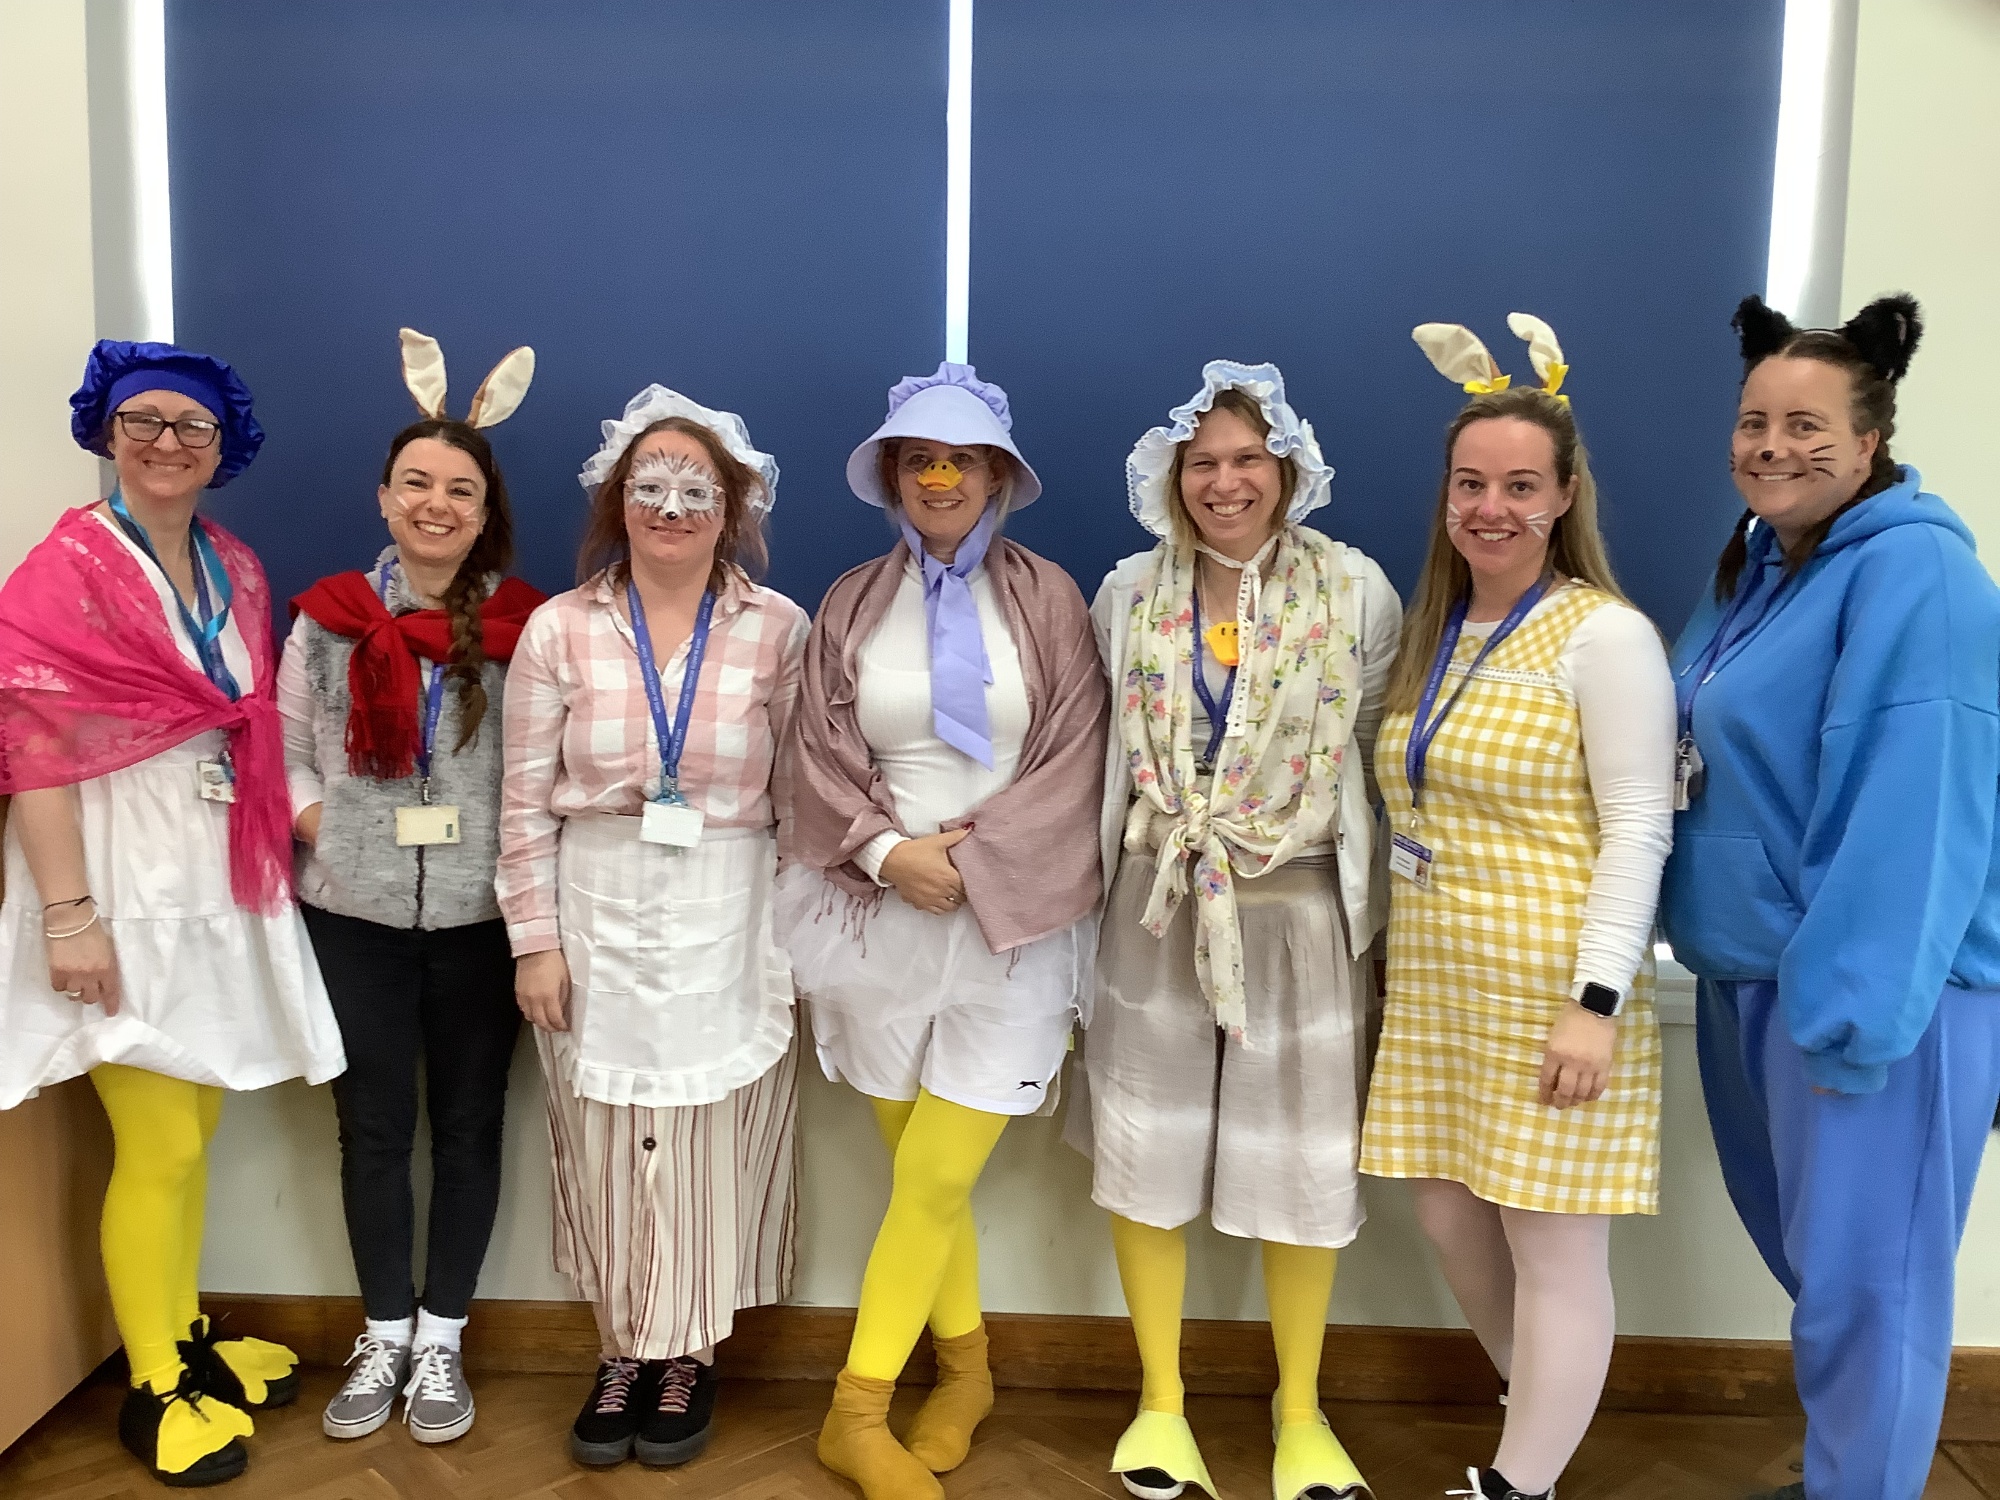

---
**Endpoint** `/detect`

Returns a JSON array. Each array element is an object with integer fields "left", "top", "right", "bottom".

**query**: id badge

[
  {"left": 395, "top": 804, "right": 462, "bottom": 846},
  {"left": 1673, "top": 737, "right": 1706, "bottom": 813},
  {"left": 1389, "top": 831, "right": 1434, "bottom": 888},
  {"left": 194, "top": 759, "right": 236, "bottom": 804},
  {"left": 641, "top": 800, "right": 704, "bottom": 848}
]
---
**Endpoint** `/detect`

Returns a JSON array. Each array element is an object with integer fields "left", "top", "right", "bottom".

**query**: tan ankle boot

[
  {"left": 818, "top": 1367, "right": 943, "bottom": 1500},
  {"left": 902, "top": 1324, "right": 995, "bottom": 1473}
]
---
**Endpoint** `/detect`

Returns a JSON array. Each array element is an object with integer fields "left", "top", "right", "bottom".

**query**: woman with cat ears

[
  {"left": 777, "top": 363, "right": 1108, "bottom": 1500},
  {"left": 1360, "top": 317, "right": 1675, "bottom": 1500},
  {"left": 1660, "top": 294, "right": 2000, "bottom": 1500},
  {"left": 282, "top": 330, "right": 546, "bottom": 1446},
  {"left": 496, "top": 382, "right": 809, "bottom": 1473},
  {"left": 1085, "top": 362, "right": 1401, "bottom": 1500}
]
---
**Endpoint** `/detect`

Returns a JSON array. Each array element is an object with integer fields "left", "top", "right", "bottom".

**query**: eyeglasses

[
  {"left": 113, "top": 411, "right": 222, "bottom": 449},
  {"left": 897, "top": 450, "right": 988, "bottom": 476}
]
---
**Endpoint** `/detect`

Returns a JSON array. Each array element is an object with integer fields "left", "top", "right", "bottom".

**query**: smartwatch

[{"left": 1574, "top": 981, "right": 1622, "bottom": 1018}]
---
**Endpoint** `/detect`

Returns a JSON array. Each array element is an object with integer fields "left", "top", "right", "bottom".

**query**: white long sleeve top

[{"left": 851, "top": 558, "right": 1033, "bottom": 881}]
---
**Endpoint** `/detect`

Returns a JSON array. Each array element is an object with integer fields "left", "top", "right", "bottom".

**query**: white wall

[
  {"left": 15, "top": 0, "right": 1999, "bottom": 1348},
  {"left": 1841, "top": 0, "right": 2000, "bottom": 556},
  {"left": 0, "top": 3, "right": 102, "bottom": 574}
]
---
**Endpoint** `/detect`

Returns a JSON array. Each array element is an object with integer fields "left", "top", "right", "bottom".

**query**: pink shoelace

[
  {"left": 594, "top": 1358, "right": 643, "bottom": 1414},
  {"left": 656, "top": 1358, "right": 700, "bottom": 1414}
]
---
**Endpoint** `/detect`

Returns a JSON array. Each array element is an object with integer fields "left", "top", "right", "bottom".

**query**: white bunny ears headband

[
  {"left": 1411, "top": 313, "right": 1569, "bottom": 404},
  {"left": 398, "top": 327, "right": 536, "bottom": 427}
]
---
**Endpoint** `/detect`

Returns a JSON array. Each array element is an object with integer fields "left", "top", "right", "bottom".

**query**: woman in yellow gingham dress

[{"left": 1359, "top": 317, "right": 1675, "bottom": 1500}]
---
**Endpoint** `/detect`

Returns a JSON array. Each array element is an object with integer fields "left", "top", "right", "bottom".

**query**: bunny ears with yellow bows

[
  {"left": 397, "top": 328, "right": 537, "bottom": 428},
  {"left": 1411, "top": 313, "right": 1570, "bottom": 404}
]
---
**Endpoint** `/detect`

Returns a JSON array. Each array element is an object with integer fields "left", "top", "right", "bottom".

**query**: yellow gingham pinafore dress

[{"left": 1360, "top": 584, "right": 1662, "bottom": 1214}]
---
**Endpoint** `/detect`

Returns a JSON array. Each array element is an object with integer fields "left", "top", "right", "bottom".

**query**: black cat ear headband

[{"left": 1731, "top": 293, "right": 1924, "bottom": 383}]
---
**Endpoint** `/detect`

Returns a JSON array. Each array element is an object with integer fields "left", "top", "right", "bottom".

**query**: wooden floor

[{"left": 3, "top": 1366, "right": 1996, "bottom": 1500}]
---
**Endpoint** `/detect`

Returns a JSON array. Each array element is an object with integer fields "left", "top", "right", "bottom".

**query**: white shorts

[{"left": 808, "top": 997, "right": 1075, "bottom": 1117}]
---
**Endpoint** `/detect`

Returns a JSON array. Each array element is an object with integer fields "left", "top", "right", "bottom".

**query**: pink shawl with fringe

[
  {"left": 778, "top": 537, "right": 1108, "bottom": 953},
  {"left": 0, "top": 506, "right": 291, "bottom": 913}
]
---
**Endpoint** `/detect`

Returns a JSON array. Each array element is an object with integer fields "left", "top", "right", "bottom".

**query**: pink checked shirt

[{"left": 496, "top": 566, "right": 809, "bottom": 956}]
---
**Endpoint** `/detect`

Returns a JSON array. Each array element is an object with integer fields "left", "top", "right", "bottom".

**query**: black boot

[
  {"left": 634, "top": 1356, "right": 718, "bottom": 1467},
  {"left": 179, "top": 1317, "right": 300, "bottom": 1412},
  {"left": 117, "top": 1369, "right": 250, "bottom": 1488}
]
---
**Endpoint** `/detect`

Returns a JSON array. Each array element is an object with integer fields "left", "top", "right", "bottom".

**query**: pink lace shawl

[{"left": 0, "top": 506, "right": 292, "bottom": 912}]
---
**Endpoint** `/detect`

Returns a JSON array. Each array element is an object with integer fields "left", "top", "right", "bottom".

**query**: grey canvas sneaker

[
  {"left": 403, "top": 1342, "right": 476, "bottom": 1444},
  {"left": 323, "top": 1334, "right": 410, "bottom": 1439}
]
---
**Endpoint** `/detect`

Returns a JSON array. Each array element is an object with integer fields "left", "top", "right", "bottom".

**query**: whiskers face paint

[
  {"left": 626, "top": 452, "right": 721, "bottom": 521},
  {"left": 1522, "top": 509, "right": 1551, "bottom": 538},
  {"left": 1445, "top": 502, "right": 1466, "bottom": 534}
]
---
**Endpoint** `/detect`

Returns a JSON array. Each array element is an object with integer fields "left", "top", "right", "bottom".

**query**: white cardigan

[{"left": 1090, "top": 539, "right": 1404, "bottom": 953}]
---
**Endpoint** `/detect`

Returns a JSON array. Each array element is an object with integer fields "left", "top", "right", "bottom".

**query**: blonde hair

[
  {"left": 1385, "top": 387, "right": 1632, "bottom": 714},
  {"left": 1165, "top": 388, "right": 1298, "bottom": 551}
]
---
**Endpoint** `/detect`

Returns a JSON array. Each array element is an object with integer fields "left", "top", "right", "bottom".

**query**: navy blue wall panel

[
  {"left": 167, "top": 0, "right": 946, "bottom": 624},
  {"left": 971, "top": 2, "right": 1783, "bottom": 634}
]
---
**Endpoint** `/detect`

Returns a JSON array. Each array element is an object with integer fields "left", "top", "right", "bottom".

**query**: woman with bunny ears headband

[
  {"left": 1085, "top": 362, "right": 1402, "bottom": 1500},
  {"left": 495, "top": 382, "right": 809, "bottom": 1473},
  {"left": 1360, "top": 317, "right": 1675, "bottom": 1500},
  {"left": 776, "top": 363, "right": 1108, "bottom": 1500},
  {"left": 1660, "top": 296, "right": 2000, "bottom": 1500},
  {"left": 282, "top": 330, "right": 546, "bottom": 1446}
]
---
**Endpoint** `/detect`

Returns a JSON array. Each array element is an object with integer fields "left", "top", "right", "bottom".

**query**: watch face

[{"left": 1581, "top": 984, "right": 1619, "bottom": 1017}]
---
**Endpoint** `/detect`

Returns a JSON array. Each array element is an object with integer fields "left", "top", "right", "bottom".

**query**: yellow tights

[
  {"left": 90, "top": 1064, "right": 223, "bottom": 1393},
  {"left": 847, "top": 1091, "right": 1008, "bottom": 1380},
  {"left": 1111, "top": 1215, "right": 1338, "bottom": 1419}
]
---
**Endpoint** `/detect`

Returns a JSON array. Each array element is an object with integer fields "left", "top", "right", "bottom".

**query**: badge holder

[
  {"left": 1389, "top": 820, "right": 1435, "bottom": 888},
  {"left": 1673, "top": 736, "right": 1706, "bottom": 813},
  {"left": 641, "top": 782, "right": 704, "bottom": 848},
  {"left": 396, "top": 779, "right": 462, "bottom": 846},
  {"left": 195, "top": 754, "right": 236, "bottom": 804}
]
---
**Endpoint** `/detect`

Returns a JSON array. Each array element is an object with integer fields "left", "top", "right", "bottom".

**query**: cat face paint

[
  {"left": 1731, "top": 355, "right": 1880, "bottom": 539},
  {"left": 626, "top": 451, "right": 721, "bottom": 521}
]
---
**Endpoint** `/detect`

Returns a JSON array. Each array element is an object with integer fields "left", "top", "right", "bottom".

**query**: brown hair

[
  {"left": 576, "top": 417, "right": 769, "bottom": 594},
  {"left": 1385, "top": 387, "right": 1633, "bottom": 714},
  {"left": 1165, "top": 388, "right": 1298, "bottom": 551},
  {"left": 876, "top": 438, "right": 1017, "bottom": 525},
  {"left": 1713, "top": 293, "right": 1923, "bottom": 599},
  {"left": 379, "top": 419, "right": 514, "bottom": 749}
]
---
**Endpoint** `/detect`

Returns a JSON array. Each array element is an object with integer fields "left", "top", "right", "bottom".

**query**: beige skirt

[{"left": 1082, "top": 852, "right": 1375, "bottom": 1248}]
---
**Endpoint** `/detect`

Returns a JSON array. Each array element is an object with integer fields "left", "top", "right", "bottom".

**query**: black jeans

[{"left": 302, "top": 905, "right": 522, "bottom": 1321}]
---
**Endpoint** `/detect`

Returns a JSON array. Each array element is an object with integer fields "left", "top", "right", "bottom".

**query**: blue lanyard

[
  {"left": 627, "top": 580, "right": 715, "bottom": 805},
  {"left": 1189, "top": 588, "right": 1237, "bottom": 769},
  {"left": 1674, "top": 551, "right": 1791, "bottom": 743},
  {"left": 376, "top": 561, "right": 448, "bottom": 780},
  {"left": 108, "top": 488, "right": 239, "bottom": 701},
  {"left": 1405, "top": 575, "right": 1552, "bottom": 812}
]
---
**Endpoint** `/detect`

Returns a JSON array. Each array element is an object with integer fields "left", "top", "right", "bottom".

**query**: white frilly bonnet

[
  {"left": 1124, "top": 360, "right": 1333, "bottom": 538},
  {"left": 577, "top": 384, "right": 780, "bottom": 514}
]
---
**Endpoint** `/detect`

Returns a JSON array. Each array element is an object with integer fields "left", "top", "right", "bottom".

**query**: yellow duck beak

[{"left": 917, "top": 460, "right": 964, "bottom": 491}]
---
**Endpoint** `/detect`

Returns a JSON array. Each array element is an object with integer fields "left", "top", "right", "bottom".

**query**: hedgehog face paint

[{"left": 1730, "top": 354, "right": 1880, "bottom": 543}]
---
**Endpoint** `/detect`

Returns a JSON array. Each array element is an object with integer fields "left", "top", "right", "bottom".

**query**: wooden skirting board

[{"left": 202, "top": 1294, "right": 2000, "bottom": 1438}]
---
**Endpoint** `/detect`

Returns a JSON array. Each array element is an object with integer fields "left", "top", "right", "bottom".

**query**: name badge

[
  {"left": 195, "top": 759, "right": 236, "bottom": 804},
  {"left": 641, "top": 800, "right": 704, "bottom": 848},
  {"left": 1389, "top": 831, "right": 1434, "bottom": 888},
  {"left": 1673, "top": 737, "right": 1706, "bottom": 813},
  {"left": 395, "top": 804, "right": 462, "bottom": 846}
]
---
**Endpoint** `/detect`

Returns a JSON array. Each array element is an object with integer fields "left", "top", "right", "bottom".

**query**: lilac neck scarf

[{"left": 898, "top": 504, "right": 999, "bottom": 768}]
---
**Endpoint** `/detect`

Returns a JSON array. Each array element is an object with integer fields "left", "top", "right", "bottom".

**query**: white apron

[{"left": 542, "top": 814, "right": 793, "bottom": 1110}]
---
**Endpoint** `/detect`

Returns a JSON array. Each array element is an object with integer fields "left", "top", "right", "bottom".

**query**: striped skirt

[{"left": 539, "top": 1029, "right": 798, "bottom": 1361}]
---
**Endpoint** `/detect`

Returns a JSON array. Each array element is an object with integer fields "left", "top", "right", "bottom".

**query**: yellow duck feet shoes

[
  {"left": 901, "top": 1324, "right": 995, "bottom": 1473},
  {"left": 818, "top": 1368, "right": 943, "bottom": 1500},
  {"left": 1271, "top": 1402, "right": 1371, "bottom": 1500},
  {"left": 1111, "top": 1409, "right": 1218, "bottom": 1500},
  {"left": 118, "top": 1368, "right": 255, "bottom": 1487},
  {"left": 179, "top": 1316, "right": 300, "bottom": 1411}
]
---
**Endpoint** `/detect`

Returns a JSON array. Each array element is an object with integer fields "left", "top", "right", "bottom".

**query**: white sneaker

[
  {"left": 323, "top": 1334, "right": 410, "bottom": 1439},
  {"left": 403, "top": 1343, "right": 476, "bottom": 1444}
]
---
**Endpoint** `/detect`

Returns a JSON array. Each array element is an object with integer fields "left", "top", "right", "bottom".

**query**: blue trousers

[{"left": 1697, "top": 978, "right": 2000, "bottom": 1500}]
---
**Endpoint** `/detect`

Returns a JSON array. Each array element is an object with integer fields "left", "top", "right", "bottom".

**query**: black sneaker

[
  {"left": 570, "top": 1357, "right": 652, "bottom": 1467},
  {"left": 634, "top": 1357, "right": 717, "bottom": 1467},
  {"left": 179, "top": 1317, "right": 300, "bottom": 1412},
  {"left": 117, "top": 1370, "right": 250, "bottom": 1488}
]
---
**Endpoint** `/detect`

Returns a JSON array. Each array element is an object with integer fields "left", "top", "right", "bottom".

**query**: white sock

[
  {"left": 414, "top": 1309, "right": 468, "bottom": 1353},
  {"left": 366, "top": 1316, "right": 416, "bottom": 1348}
]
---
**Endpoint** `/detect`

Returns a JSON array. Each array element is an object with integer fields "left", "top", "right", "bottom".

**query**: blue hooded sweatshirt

[{"left": 1659, "top": 467, "right": 2000, "bottom": 1093}]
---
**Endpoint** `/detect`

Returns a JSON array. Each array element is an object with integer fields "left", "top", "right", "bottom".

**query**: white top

[
  {"left": 851, "top": 559, "right": 1033, "bottom": 882},
  {"left": 1093, "top": 540, "right": 1405, "bottom": 953},
  {"left": 1458, "top": 593, "right": 1676, "bottom": 1000}
]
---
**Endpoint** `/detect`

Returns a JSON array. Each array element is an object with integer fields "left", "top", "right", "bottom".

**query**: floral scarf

[{"left": 1117, "top": 524, "right": 1362, "bottom": 1035}]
